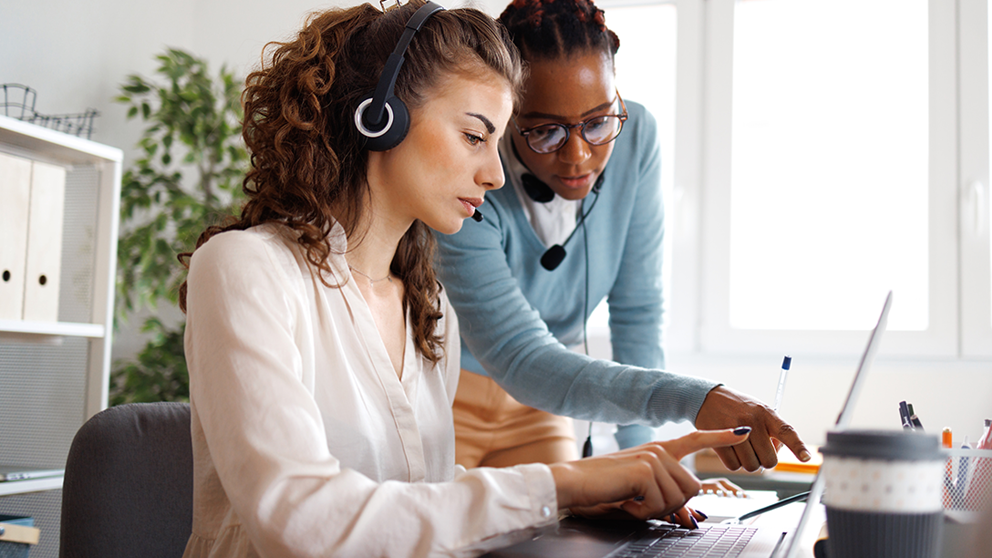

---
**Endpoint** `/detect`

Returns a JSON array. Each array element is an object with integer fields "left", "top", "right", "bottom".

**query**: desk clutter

[
  {"left": 693, "top": 424, "right": 992, "bottom": 558},
  {"left": 941, "top": 421, "right": 992, "bottom": 514}
]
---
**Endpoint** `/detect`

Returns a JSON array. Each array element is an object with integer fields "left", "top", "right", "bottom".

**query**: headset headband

[{"left": 362, "top": 1, "right": 445, "bottom": 130}]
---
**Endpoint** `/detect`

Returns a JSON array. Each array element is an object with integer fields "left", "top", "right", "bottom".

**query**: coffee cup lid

[{"left": 819, "top": 429, "right": 941, "bottom": 461}]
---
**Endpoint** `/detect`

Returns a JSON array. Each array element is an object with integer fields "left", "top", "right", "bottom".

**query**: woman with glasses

[{"left": 435, "top": 0, "right": 811, "bottom": 526}]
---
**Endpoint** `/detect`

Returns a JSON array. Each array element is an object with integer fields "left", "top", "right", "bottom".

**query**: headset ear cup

[{"left": 356, "top": 95, "right": 410, "bottom": 152}]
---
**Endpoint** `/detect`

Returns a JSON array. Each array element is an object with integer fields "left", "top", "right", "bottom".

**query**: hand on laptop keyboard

[{"left": 549, "top": 428, "right": 753, "bottom": 523}]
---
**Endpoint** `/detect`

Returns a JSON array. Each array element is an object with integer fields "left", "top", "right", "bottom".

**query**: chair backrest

[{"left": 60, "top": 402, "right": 193, "bottom": 558}]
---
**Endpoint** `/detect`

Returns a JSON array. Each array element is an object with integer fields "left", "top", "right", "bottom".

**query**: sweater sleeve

[
  {"left": 184, "top": 232, "right": 556, "bottom": 558},
  {"left": 436, "top": 202, "right": 718, "bottom": 428}
]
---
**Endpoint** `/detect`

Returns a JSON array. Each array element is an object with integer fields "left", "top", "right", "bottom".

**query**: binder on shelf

[
  {"left": 22, "top": 160, "right": 65, "bottom": 323},
  {"left": 0, "top": 152, "right": 31, "bottom": 320}
]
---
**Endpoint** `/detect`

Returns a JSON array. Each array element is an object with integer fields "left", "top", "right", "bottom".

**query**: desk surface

[{"left": 697, "top": 470, "right": 815, "bottom": 500}]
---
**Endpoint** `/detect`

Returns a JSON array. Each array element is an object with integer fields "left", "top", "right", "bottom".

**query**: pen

[
  {"left": 772, "top": 356, "right": 791, "bottom": 413},
  {"left": 979, "top": 419, "right": 992, "bottom": 450},
  {"left": 732, "top": 490, "right": 812, "bottom": 523},
  {"left": 967, "top": 421, "right": 992, "bottom": 505},
  {"left": 942, "top": 427, "right": 953, "bottom": 508},
  {"left": 907, "top": 403, "right": 924, "bottom": 431},
  {"left": 899, "top": 401, "right": 914, "bottom": 430}
]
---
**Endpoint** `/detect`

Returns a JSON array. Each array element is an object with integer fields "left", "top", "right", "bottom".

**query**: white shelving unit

[
  {"left": 0, "top": 114, "right": 121, "bottom": 557},
  {"left": 0, "top": 477, "right": 64, "bottom": 498}
]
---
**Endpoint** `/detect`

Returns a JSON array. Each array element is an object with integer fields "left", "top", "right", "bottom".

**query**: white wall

[
  {"left": 4, "top": 0, "right": 190, "bottom": 160},
  {"left": 1, "top": 0, "right": 503, "bottom": 156}
]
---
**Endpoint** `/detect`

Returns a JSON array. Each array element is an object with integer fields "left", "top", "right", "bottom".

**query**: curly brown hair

[{"left": 178, "top": 1, "right": 523, "bottom": 364}]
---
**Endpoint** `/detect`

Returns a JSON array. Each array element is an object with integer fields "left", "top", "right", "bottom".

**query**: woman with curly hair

[
  {"left": 178, "top": 2, "right": 748, "bottom": 556},
  {"left": 435, "top": 0, "right": 811, "bottom": 526}
]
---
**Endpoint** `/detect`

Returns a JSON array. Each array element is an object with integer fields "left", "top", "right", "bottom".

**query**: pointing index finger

[
  {"left": 769, "top": 417, "right": 811, "bottom": 462},
  {"left": 663, "top": 427, "right": 753, "bottom": 462}
]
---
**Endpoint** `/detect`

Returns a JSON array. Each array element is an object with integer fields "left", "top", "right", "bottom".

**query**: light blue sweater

[{"left": 435, "top": 101, "right": 719, "bottom": 448}]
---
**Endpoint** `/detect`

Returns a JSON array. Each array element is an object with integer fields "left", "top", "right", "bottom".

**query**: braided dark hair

[{"left": 498, "top": 0, "right": 619, "bottom": 62}]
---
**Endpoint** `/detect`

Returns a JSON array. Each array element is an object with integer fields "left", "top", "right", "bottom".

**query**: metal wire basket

[
  {"left": 2, "top": 84, "right": 98, "bottom": 139},
  {"left": 943, "top": 448, "right": 992, "bottom": 512}
]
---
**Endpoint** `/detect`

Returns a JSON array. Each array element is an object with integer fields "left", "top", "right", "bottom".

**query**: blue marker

[{"left": 772, "top": 356, "right": 791, "bottom": 413}]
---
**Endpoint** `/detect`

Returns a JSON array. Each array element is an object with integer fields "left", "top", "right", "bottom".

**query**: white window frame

[{"left": 959, "top": 0, "right": 992, "bottom": 357}]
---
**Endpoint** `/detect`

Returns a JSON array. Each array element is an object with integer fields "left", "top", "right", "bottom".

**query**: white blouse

[{"left": 181, "top": 223, "right": 557, "bottom": 558}]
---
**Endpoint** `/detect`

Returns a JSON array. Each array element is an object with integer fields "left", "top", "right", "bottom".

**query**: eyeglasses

[{"left": 514, "top": 91, "right": 628, "bottom": 154}]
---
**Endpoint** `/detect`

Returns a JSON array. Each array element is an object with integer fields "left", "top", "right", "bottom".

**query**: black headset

[
  {"left": 354, "top": 1, "right": 445, "bottom": 152},
  {"left": 521, "top": 173, "right": 604, "bottom": 270}
]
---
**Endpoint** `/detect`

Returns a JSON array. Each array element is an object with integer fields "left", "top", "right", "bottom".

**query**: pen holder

[{"left": 942, "top": 448, "right": 992, "bottom": 512}]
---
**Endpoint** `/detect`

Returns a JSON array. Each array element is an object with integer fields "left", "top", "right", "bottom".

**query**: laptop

[{"left": 478, "top": 291, "right": 894, "bottom": 558}]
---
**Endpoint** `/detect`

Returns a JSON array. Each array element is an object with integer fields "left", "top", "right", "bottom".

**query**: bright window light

[
  {"left": 730, "top": 0, "right": 929, "bottom": 330},
  {"left": 589, "top": 3, "right": 678, "bottom": 332}
]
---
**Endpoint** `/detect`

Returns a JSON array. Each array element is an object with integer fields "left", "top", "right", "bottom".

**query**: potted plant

[{"left": 110, "top": 48, "right": 247, "bottom": 404}]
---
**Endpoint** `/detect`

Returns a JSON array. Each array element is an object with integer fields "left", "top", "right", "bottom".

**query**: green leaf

[
  {"left": 122, "top": 82, "right": 151, "bottom": 94},
  {"left": 115, "top": 47, "right": 246, "bottom": 403}
]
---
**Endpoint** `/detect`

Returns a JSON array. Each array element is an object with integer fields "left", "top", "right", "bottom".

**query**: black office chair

[{"left": 60, "top": 402, "right": 193, "bottom": 558}]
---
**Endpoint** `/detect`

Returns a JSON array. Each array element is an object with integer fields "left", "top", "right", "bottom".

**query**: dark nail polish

[
  {"left": 633, "top": 495, "right": 645, "bottom": 501},
  {"left": 690, "top": 516, "right": 699, "bottom": 529},
  {"left": 695, "top": 510, "right": 708, "bottom": 520},
  {"left": 733, "top": 426, "right": 752, "bottom": 436}
]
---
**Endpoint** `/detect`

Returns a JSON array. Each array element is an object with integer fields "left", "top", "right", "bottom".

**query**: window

[
  {"left": 587, "top": 1, "right": 678, "bottom": 347},
  {"left": 590, "top": 0, "right": 992, "bottom": 359},
  {"left": 696, "top": 0, "right": 958, "bottom": 356},
  {"left": 729, "top": 0, "right": 928, "bottom": 332}
]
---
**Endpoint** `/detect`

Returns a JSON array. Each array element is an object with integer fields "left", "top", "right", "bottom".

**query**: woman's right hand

[{"left": 548, "top": 428, "right": 751, "bottom": 521}]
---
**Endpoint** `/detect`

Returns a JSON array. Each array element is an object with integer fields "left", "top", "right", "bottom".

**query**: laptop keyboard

[{"left": 610, "top": 524, "right": 758, "bottom": 558}]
